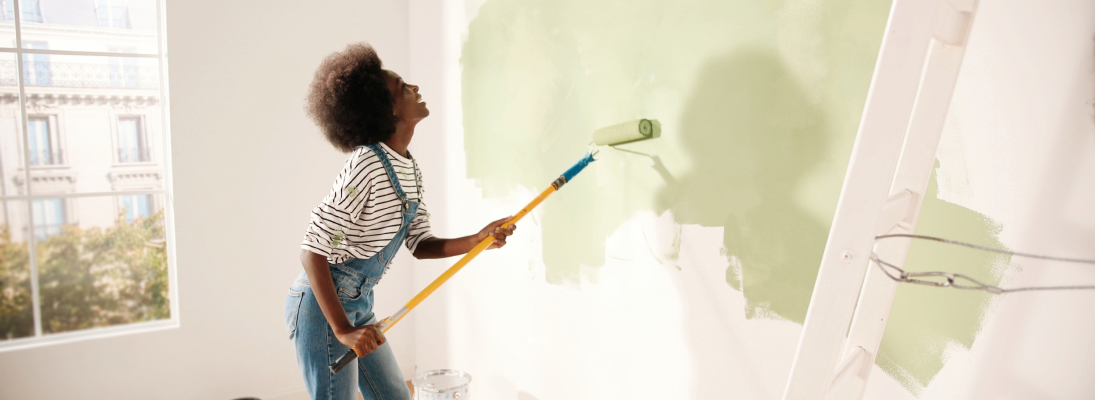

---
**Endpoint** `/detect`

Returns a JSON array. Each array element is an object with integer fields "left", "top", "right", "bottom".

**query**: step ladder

[{"left": 782, "top": 0, "right": 980, "bottom": 399}]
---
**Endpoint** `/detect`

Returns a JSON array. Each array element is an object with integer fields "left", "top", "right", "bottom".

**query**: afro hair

[{"left": 306, "top": 43, "right": 397, "bottom": 152}]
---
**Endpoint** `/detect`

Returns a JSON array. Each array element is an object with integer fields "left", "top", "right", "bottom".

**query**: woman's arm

[
  {"left": 412, "top": 216, "right": 515, "bottom": 259},
  {"left": 300, "top": 249, "right": 386, "bottom": 356}
]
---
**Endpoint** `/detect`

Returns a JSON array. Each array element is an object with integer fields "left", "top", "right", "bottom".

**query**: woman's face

[{"left": 385, "top": 70, "right": 429, "bottom": 123}]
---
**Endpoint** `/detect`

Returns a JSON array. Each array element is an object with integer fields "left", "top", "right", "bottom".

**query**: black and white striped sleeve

[{"left": 301, "top": 150, "right": 377, "bottom": 258}]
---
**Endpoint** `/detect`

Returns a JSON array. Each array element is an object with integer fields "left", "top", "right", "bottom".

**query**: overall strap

[{"left": 365, "top": 144, "right": 410, "bottom": 209}]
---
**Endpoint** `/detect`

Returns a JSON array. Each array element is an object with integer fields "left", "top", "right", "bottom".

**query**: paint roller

[
  {"left": 592, "top": 118, "right": 661, "bottom": 146},
  {"left": 329, "top": 119, "right": 662, "bottom": 373}
]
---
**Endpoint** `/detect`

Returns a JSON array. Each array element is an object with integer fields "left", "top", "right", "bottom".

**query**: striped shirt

[{"left": 301, "top": 142, "right": 433, "bottom": 264}]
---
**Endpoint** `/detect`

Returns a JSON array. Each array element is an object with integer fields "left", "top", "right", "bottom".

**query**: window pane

[
  {"left": 120, "top": 193, "right": 150, "bottom": 222},
  {"left": 19, "top": 0, "right": 158, "bottom": 54},
  {"left": 0, "top": 52, "right": 23, "bottom": 192},
  {"left": 30, "top": 198, "right": 63, "bottom": 240},
  {"left": 35, "top": 194, "right": 168, "bottom": 335},
  {"left": 0, "top": 2, "right": 15, "bottom": 49},
  {"left": 116, "top": 116, "right": 150, "bottom": 163},
  {"left": 24, "top": 54, "right": 162, "bottom": 195},
  {"left": 14, "top": 0, "right": 41, "bottom": 23},
  {"left": 26, "top": 117, "right": 55, "bottom": 166},
  {"left": 20, "top": 41, "right": 50, "bottom": 86},
  {"left": 0, "top": 200, "right": 32, "bottom": 341}
]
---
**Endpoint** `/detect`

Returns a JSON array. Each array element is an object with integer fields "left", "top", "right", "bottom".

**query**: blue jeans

[
  {"left": 286, "top": 143, "right": 418, "bottom": 400},
  {"left": 286, "top": 270, "right": 411, "bottom": 400}
]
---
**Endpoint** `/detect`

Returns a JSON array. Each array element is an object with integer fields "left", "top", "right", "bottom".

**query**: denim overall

[{"left": 285, "top": 144, "right": 415, "bottom": 400}]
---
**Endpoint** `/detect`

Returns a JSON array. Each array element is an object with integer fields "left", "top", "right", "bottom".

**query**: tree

[
  {"left": 0, "top": 211, "right": 169, "bottom": 339},
  {"left": 0, "top": 225, "right": 32, "bottom": 340}
]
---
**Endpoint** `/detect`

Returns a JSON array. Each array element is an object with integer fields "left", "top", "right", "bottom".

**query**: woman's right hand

[{"left": 334, "top": 322, "right": 386, "bottom": 357}]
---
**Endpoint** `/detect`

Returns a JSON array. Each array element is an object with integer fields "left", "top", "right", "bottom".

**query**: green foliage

[
  {"left": 0, "top": 226, "right": 32, "bottom": 339},
  {"left": 0, "top": 211, "right": 169, "bottom": 340}
]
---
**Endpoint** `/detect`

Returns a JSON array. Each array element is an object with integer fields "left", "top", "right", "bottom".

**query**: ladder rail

[{"left": 781, "top": 0, "right": 979, "bottom": 398}]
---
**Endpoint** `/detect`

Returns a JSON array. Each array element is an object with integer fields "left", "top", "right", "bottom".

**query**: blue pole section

[{"left": 554, "top": 152, "right": 595, "bottom": 189}]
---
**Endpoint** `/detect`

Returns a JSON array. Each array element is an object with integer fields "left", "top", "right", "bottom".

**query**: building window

[
  {"left": 95, "top": 0, "right": 130, "bottom": 29},
  {"left": 31, "top": 198, "right": 65, "bottom": 240},
  {"left": 109, "top": 57, "right": 138, "bottom": 88},
  {"left": 21, "top": 42, "right": 51, "bottom": 86},
  {"left": 0, "top": 0, "right": 174, "bottom": 347},
  {"left": 27, "top": 116, "right": 62, "bottom": 166},
  {"left": 2, "top": 0, "right": 43, "bottom": 22},
  {"left": 120, "top": 194, "right": 152, "bottom": 222},
  {"left": 117, "top": 117, "right": 149, "bottom": 163}
]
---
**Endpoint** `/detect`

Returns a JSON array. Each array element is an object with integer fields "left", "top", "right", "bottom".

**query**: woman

[{"left": 285, "top": 43, "right": 515, "bottom": 400}]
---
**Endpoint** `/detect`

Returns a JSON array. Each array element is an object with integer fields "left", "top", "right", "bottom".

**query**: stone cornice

[{"left": 0, "top": 91, "right": 159, "bottom": 108}]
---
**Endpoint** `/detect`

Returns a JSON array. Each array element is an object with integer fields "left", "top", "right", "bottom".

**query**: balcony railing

[
  {"left": 0, "top": 60, "right": 159, "bottom": 89},
  {"left": 117, "top": 147, "right": 151, "bottom": 163},
  {"left": 29, "top": 149, "right": 64, "bottom": 166}
]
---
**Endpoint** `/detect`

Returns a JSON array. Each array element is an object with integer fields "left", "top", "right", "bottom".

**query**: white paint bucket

[{"left": 412, "top": 369, "right": 472, "bottom": 400}]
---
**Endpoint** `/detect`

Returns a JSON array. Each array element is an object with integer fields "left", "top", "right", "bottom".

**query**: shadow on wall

[
  {"left": 661, "top": 48, "right": 1009, "bottom": 394},
  {"left": 459, "top": 0, "right": 1007, "bottom": 393},
  {"left": 657, "top": 47, "right": 829, "bottom": 323}
]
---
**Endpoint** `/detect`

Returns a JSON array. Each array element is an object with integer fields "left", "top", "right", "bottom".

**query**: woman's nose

[{"left": 410, "top": 84, "right": 419, "bottom": 92}]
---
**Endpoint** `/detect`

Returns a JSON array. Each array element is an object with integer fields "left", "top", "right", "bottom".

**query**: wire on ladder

[{"left": 871, "top": 233, "right": 1095, "bottom": 294}]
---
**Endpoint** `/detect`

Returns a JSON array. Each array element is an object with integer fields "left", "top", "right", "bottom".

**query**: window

[
  {"left": 31, "top": 199, "right": 65, "bottom": 240},
  {"left": 0, "top": 0, "right": 173, "bottom": 348},
  {"left": 2, "top": 0, "right": 42, "bottom": 22},
  {"left": 120, "top": 194, "right": 152, "bottom": 222},
  {"left": 26, "top": 116, "right": 61, "bottom": 166},
  {"left": 117, "top": 117, "right": 149, "bottom": 163},
  {"left": 95, "top": 0, "right": 130, "bottom": 29},
  {"left": 109, "top": 56, "right": 138, "bottom": 88},
  {"left": 21, "top": 42, "right": 50, "bottom": 86}
]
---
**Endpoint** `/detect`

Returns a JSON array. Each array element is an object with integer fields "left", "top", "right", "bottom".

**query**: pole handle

[
  {"left": 330, "top": 348, "right": 357, "bottom": 374},
  {"left": 327, "top": 151, "right": 594, "bottom": 375},
  {"left": 328, "top": 317, "right": 396, "bottom": 373}
]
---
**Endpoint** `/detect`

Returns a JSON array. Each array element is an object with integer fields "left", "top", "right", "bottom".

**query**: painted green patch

[{"left": 461, "top": 0, "right": 1005, "bottom": 392}]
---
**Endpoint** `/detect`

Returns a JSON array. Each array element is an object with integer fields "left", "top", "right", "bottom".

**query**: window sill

[
  {"left": 26, "top": 164, "right": 72, "bottom": 171},
  {"left": 0, "top": 318, "right": 179, "bottom": 353},
  {"left": 112, "top": 162, "right": 160, "bottom": 168}
]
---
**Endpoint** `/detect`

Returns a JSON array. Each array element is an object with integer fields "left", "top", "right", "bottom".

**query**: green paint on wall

[
  {"left": 461, "top": 0, "right": 1006, "bottom": 392},
  {"left": 879, "top": 170, "right": 1008, "bottom": 393}
]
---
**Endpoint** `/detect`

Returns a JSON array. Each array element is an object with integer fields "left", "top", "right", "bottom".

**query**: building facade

[
  {"left": 0, "top": 0, "right": 163, "bottom": 242},
  {"left": 0, "top": 0, "right": 170, "bottom": 342}
]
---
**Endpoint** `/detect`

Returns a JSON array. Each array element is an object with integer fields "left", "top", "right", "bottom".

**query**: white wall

[
  {"left": 0, "top": 1, "right": 418, "bottom": 399},
  {"left": 907, "top": 0, "right": 1095, "bottom": 398},
  {"left": 410, "top": 0, "right": 1095, "bottom": 399},
  {"left": 1, "top": 0, "right": 1090, "bottom": 399}
]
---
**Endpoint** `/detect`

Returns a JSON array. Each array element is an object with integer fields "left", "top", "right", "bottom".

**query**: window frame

[
  {"left": 0, "top": 0, "right": 177, "bottom": 352},
  {"left": 113, "top": 114, "right": 153, "bottom": 165},
  {"left": 30, "top": 197, "right": 67, "bottom": 240},
  {"left": 2, "top": 0, "right": 43, "bottom": 23},
  {"left": 95, "top": 0, "right": 131, "bottom": 29},
  {"left": 117, "top": 193, "right": 156, "bottom": 223},
  {"left": 20, "top": 41, "right": 50, "bottom": 86},
  {"left": 25, "top": 114, "right": 63, "bottom": 167}
]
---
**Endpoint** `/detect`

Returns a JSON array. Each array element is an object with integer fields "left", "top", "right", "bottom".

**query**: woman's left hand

[{"left": 477, "top": 216, "right": 516, "bottom": 250}]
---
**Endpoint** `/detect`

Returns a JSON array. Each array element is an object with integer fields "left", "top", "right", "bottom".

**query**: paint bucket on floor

[{"left": 412, "top": 369, "right": 471, "bottom": 400}]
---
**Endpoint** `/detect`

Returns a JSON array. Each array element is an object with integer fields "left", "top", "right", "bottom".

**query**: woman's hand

[
  {"left": 411, "top": 216, "right": 518, "bottom": 258},
  {"left": 477, "top": 216, "right": 516, "bottom": 250},
  {"left": 334, "top": 322, "right": 387, "bottom": 358}
]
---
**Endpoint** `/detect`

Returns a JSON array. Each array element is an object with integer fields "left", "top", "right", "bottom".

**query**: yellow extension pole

[
  {"left": 329, "top": 151, "right": 596, "bottom": 373},
  {"left": 378, "top": 184, "right": 557, "bottom": 333}
]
